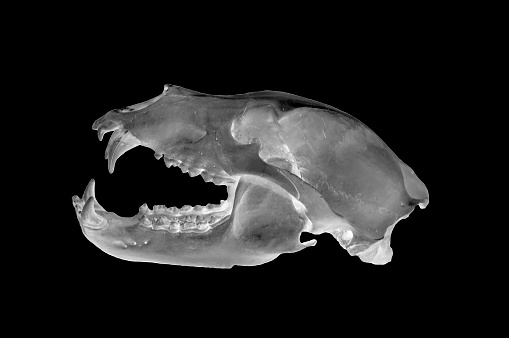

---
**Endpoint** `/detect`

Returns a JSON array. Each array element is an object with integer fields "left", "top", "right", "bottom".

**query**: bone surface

[{"left": 72, "top": 84, "right": 429, "bottom": 268}]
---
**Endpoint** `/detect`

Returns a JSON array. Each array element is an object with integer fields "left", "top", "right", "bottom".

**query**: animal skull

[{"left": 72, "top": 84, "right": 428, "bottom": 267}]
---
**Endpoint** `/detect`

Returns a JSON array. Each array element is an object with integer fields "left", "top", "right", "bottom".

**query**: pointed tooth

[
  {"left": 81, "top": 197, "right": 106, "bottom": 229},
  {"left": 82, "top": 179, "right": 96, "bottom": 201},
  {"left": 154, "top": 152, "right": 163, "bottom": 160},
  {"left": 82, "top": 179, "right": 105, "bottom": 211},
  {"left": 106, "top": 130, "right": 141, "bottom": 173}
]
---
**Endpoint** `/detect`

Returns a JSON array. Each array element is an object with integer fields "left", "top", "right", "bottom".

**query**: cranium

[{"left": 72, "top": 84, "right": 428, "bottom": 267}]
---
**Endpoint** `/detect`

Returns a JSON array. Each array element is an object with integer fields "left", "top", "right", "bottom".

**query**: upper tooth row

[{"left": 163, "top": 156, "right": 234, "bottom": 185}]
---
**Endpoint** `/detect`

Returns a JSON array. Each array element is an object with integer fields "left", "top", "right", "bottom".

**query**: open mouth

[
  {"left": 73, "top": 151, "right": 240, "bottom": 234},
  {"left": 71, "top": 84, "right": 428, "bottom": 268}
]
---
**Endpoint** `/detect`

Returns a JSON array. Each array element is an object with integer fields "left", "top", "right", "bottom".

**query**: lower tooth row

[
  {"left": 140, "top": 202, "right": 226, "bottom": 215},
  {"left": 139, "top": 214, "right": 223, "bottom": 233}
]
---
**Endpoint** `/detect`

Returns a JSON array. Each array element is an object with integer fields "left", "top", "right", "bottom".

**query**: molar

[
  {"left": 154, "top": 205, "right": 167, "bottom": 213},
  {"left": 139, "top": 215, "right": 153, "bottom": 227},
  {"left": 200, "top": 171, "right": 213, "bottom": 182},
  {"left": 193, "top": 205, "right": 205, "bottom": 213},
  {"left": 166, "top": 206, "right": 179, "bottom": 214},
  {"left": 179, "top": 164, "right": 189, "bottom": 173},
  {"left": 187, "top": 167, "right": 202, "bottom": 177},
  {"left": 140, "top": 203, "right": 152, "bottom": 214},
  {"left": 212, "top": 177, "right": 225, "bottom": 185},
  {"left": 181, "top": 222, "right": 197, "bottom": 231},
  {"left": 180, "top": 205, "right": 192, "bottom": 212},
  {"left": 164, "top": 156, "right": 179, "bottom": 168},
  {"left": 185, "top": 215, "right": 197, "bottom": 222}
]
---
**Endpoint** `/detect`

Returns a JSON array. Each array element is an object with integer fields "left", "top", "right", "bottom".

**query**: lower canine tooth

[
  {"left": 82, "top": 179, "right": 96, "bottom": 202},
  {"left": 81, "top": 196, "right": 105, "bottom": 228}
]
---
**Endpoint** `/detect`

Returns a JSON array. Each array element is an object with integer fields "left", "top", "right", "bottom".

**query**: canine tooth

[
  {"left": 106, "top": 130, "right": 141, "bottom": 174},
  {"left": 82, "top": 179, "right": 96, "bottom": 201},
  {"left": 81, "top": 178, "right": 106, "bottom": 211},
  {"left": 81, "top": 196, "right": 105, "bottom": 228},
  {"left": 154, "top": 152, "right": 163, "bottom": 160}
]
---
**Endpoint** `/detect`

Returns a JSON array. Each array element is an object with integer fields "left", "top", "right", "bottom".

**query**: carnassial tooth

[{"left": 81, "top": 196, "right": 106, "bottom": 229}]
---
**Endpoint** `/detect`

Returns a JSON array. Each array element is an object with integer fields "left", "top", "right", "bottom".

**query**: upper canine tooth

[{"left": 81, "top": 196, "right": 106, "bottom": 229}]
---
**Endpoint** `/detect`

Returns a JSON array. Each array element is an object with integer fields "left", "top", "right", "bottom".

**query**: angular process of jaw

[{"left": 72, "top": 84, "right": 429, "bottom": 267}]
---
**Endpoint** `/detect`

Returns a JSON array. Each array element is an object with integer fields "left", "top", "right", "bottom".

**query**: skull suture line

[{"left": 72, "top": 84, "right": 429, "bottom": 267}]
